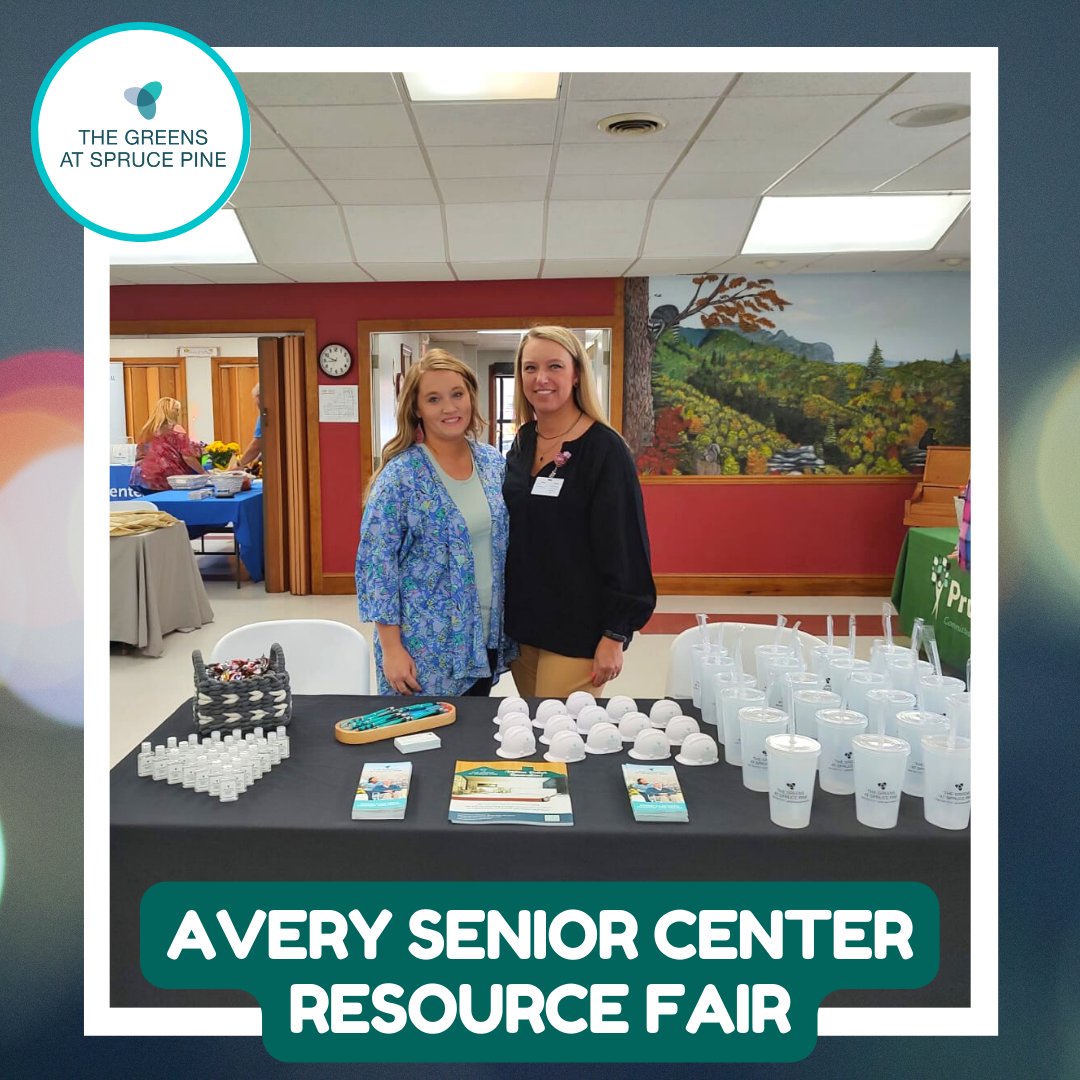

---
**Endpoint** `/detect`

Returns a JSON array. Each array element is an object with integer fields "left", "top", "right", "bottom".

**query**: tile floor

[{"left": 110, "top": 576, "right": 895, "bottom": 767}]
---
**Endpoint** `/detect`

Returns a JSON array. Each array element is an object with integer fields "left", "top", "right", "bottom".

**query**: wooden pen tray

[{"left": 334, "top": 702, "right": 456, "bottom": 745}]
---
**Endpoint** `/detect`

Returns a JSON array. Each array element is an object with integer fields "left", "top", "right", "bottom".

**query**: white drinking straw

[
  {"left": 966, "top": 657, "right": 971, "bottom": 692},
  {"left": 927, "top": 634, "right": 943, "bottom": 680},
  {"left": 773, "top": 614, "right": 787, "bottom": 648},
  {"left": 697, "top": 612, "right": 710, "bottom": 658},
  {"left": 910, "top": 617, "right": 924, "bottom": 660},
  {"left": 732, "top": 626, "right": 745, "bottom": 680},
  {"left": 790, "top": 620, "right": 802, "bottom": 665},
  {"left": 871, "top": 693, "right": 886, "bottom": 747},
  {"left": 848, "top": 614, "right": 857, "bottom": 659},
  {"left": 882, "top": 602, "right": 894, "bottom": 649},
  {"left": 946, "top": 704, "right": 957, "bottom": 750},
  {"left": 826, "top": 615, "right": 834, "bottom": 650}
]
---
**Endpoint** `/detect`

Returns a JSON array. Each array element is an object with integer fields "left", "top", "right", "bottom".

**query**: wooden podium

[{"left": 903, "top": 446, "right": 969, "bottom": 528}]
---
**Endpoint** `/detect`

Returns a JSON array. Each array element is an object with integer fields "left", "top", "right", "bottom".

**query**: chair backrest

[
  {"left": 111, "top": 500, "right": 156, "bottom": 511},
  {"left": 665, "top": 621, "right": 826, "bottom": 697},
  {"left": 211, "top": 619, "right": 372, "bottom": 694}
]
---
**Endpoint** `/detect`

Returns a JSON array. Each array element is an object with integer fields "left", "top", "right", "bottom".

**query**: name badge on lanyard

[{"left": 531, "top": 476, "right": 564, "bottom": 497}]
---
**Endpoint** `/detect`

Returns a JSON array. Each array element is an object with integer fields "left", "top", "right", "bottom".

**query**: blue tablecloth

[
  {"left": 110, "top": 463, "right": 140, "bottom": 500},
  {"left": 143, "top": 488, "right": 265, "bottom": 583}
]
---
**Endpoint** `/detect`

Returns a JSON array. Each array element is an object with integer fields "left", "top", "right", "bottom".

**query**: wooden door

[
  {"left": 122, "top": 358, "right": 188, "bottom": 442},
  {"left": 211, "top": 358, "right": 260, "bottom": 446}
]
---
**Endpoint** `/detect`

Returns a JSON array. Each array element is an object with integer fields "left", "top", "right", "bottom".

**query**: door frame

[{"left": 109, "top": 318, "right": 322, "bottom": 592}]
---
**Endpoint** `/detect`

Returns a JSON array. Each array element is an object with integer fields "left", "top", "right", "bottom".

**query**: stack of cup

[
  {"left": 720, "top": 685, "right": 765, "bottom": 766},
  {"left": 689, "top": 643, "right": 726, "bottom": 708},
  {"left": 764, "top": 655, "right": 804, "bottom": 709},
  {"left": 815, "top": 708, "right": 869, "bottom": 794},
  {"left": 792, "top": 688, "right": 840, "bottom": 738},
  {"left": 755, "top": 644, "right": 795, "bottom": 692},
  {"left": 894, "top": 710, "right": 949, "bottom": 796},
  {"left": 700, "top": 652, "right": 735, "bottom": 727},
  {"left": 739, "top": 706, "right": 789, "bottom": 792},
  {"left": 851, "top": 733, "right": 911, "bottom": 829},
  {"left": 765, "top": 733, "right": 821, "bottom": 829},
  {"left": 921, "top": 735, "right": 971, "bottom": 830},
  {"left": 709, "top": 670, "right": 757, "bottom": 734}
]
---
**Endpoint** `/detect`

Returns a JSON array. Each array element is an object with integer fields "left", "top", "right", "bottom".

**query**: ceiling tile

[
  {"left": 556, "top": 142, "right": 683, "bottom": 175},
  {"left": 106, "top": 266, "right": 216, "bottom": 284},
  {"left": 642, "top": 199, "right": 756, "bottom": 258},
  {"left": 891, "top": 252, "right": 970, "bottom": 271},
  {"left": 546, "top": 200, "right": 649, "bottom": 259},
  {"left": 445, "top": 202, "right": 544, "bottom": 261},
  {"left": 568, "top": 73, "right": 737, "bottom": 100},
  {"left": 625, "top": 256, "right": 727, "bottom": 276},
  {"left": 540, "top": 258, "right": 635, "bottom": 278},
  {"left": 325, "top": 178, "right": 439, "bottom": 204},
  {"left": 876, "top": 138, "right": 970, "bottom": 192},
  {"left": 243, "top": 148, "right": 312, "bottom": 183},
  {"left": 261, "top": 104, "right": 418, "bottom": 148},
  {"left": 451, "top": 260, "right": 541, "bottom": 279},
  {"left": 659, "top": 171, "right": 779, "bottom": 198},
  {"left": 267, "top": 263, "right": 375, "bottom": 282},
  {"left": 730, "top": 73, "right": 906, "bottom": 97},
  {"left": 238, "top": 206, "right": 353, "bottom": 264},
  {"left": 550, "top": 173, "right": 665, "bottom": 200},
  {"left": 769, "top": 169, "right": 907, "bottom": 195},
  {"left": 784, "top": 252, "right": 929, "bottom": 272},
  {"left": 361, "top": 262, "right": 455, "bottom": 281},
  {"left": 933, "top": 208, "right": 970, "bottom": 255},
  {"left": 427, "top": 144, "right": 552, "bottom": 179},
  {"left": 412, "top": 102, "right": 559, "bottom": 146},
  {"left": 344, "top": 205, "right": 447, "bottom": 262},
  {"left": 679, "top": 137, "right": 816, "bottom": 174},
  {"left": 891, "top": 73, "right": 970, "bottom": 102},
  {"left": 250, "top": 111, "right": 283, "bottom": 149},
  {"left": 230, "top": 181, "right": 332, "bottom": 207},
  {"left": 240, "top": 72, "right": 402, "bottom": 106},
  {"left": 297, "top": 146, "right": 429, "bottom": 180},
  {"left": 178, "top": 264, "right": 296, "bottom": 283},
  {"left": 439, "top": 177, "right": 549, "bottom": 203},
  {"left": 562, "top": 98, "right": 715, "bottom": 143},
  {"left": 701, "top": 94, "right": 877, "bottom": 142}
]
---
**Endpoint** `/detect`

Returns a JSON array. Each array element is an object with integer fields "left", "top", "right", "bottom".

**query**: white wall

[
  {"left": 371, "top": 332, "right": 422, "bottom": 464},
  {"left": 109, "top": 336, "right": 260, "bottom": 444}
]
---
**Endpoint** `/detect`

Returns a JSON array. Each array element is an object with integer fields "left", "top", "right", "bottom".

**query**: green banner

[{"left": 142, "top": 880, "right": 939, "bottom": 1063}]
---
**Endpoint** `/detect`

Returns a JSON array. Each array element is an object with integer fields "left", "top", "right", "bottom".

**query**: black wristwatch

[{"left": 602, "top": 630, "right": 628, "bottom": 644}]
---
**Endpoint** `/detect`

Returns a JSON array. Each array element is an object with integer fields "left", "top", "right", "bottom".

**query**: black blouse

[{"left": 503, "top": 420, "right": 657, "bottom": 659}]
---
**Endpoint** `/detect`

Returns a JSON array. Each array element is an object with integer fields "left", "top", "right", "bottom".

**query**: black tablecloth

[{"left": 111, "top": 695, "right": 969, "bottom": 1009}]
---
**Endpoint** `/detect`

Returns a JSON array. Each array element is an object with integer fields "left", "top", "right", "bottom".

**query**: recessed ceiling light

[
  {"left": 755, "top": 259, "right": 785, "bottom": 269},
  {"left": 106, "top": 209, "right": 255, "bottom": 265},
  {"left": 890, "top": 103, "right": 970, "bottom": 128},
  {"left": 743, "top": 195, "right": 971, "bottom": 255},
  {"left": 598, "top": 112, "right": 667, "bottom": 136},
  {"left": 940, "top": 257, "right": 967, "bottom": 267},
  {"left": 403, "top": 72, "right": 559, "bottom": 101}
]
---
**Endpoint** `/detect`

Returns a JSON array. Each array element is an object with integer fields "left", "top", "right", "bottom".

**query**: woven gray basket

[{"left": 191, "top": 643, "right": 292, "bottom": 732}]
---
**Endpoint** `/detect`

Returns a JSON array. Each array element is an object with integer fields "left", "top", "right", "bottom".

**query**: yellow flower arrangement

[{"left": 204, "top": 440, "right": 241, "bottom": 469}]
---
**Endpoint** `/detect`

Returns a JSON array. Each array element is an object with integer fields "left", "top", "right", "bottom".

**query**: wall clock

[{"left": 319, "top": 342, "right": 353, "bottom": 378}]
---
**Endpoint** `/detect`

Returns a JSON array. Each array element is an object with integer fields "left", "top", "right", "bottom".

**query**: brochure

[
  {"left": 622, "top": 764, "right": 689, "bottom": 823},
  {"left": 351, "top": 762, "right": 412, "bottom": 820},
  {"left": 449, "top": 760, "right": 573, "bottom": 826}
]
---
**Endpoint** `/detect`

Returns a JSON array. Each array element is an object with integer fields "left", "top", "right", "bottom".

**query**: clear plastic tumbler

[
  {"left": 918, "top": 674, "right": 966, "bottom": 716},
  {"left": 865, "top": 688, "right": 917, "bottom": 738},
  {"left": 895, "top": 710, "right": 949, "bottom": 796},
  {"left": 843, "top": 670, "right": 888, "bottom": 718},
  {"left": 792, "top": 688, "right": 840, "bottom": 738},
  {"left": 815, "top": 708, "right": 869, "bottom": 794},
  {"left": 944, "top": 690, "right": 971, "bottom": 740},
  {"left": 851, "top": 733, "right": 911, "bottom": 829},
  {"left": 764, "top": 655, "right": 804, "bottom": 709},
  {"left": 720, "top": 685, "right": 765, "bottom": 766},
  {"left": 921, "top": 735, "right": 971, "bottom": 830},
  {"left": 739, "top": 706, "right": 789, "bottom": 792},
  {"left": 765, "top": 734, "right": 821, "bottom": 829}
]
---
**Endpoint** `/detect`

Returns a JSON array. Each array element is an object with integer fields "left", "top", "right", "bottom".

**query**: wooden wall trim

[
  {"left": 654, "top": 574, "right": 894, "bottom": 596},
  {"left": 321, "top": 572, "right": 357, "bottom": 596}
]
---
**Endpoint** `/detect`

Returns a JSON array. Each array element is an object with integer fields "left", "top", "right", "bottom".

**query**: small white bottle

[{"left": 137, "top": 742, "right": 153, "bottom": 778}]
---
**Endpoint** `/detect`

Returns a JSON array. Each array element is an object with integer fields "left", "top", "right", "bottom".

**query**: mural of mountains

[{"left": 680, "top": 325, "right": 835, "bottom": 363}]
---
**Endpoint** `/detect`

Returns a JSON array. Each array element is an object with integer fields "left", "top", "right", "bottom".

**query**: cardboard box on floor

[{"left": 903, "top": 446, "right": 970, "bottom": 528}]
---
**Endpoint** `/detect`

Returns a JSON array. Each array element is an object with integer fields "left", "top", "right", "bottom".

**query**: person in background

[
  {"left": 356, "top": 350, "right": 515, "bottom": 696},
  {"left": 503, "top": 325, "right": 656, "bottom": 698},
  {"left": 129, "top": 396, "right": 205, "bottom": 493},
  {"left": 238, "top": 383, "right": 262, "bottom": 470}
]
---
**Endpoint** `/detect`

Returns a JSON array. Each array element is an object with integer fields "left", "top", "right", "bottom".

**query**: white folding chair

[
  {"left": 110, "top": 500, "right": 157, "bottom": 511},
  {"left": 665, "top": 621, "right": 825, "bottom": 696},
  {"left": 211, "top": 619, "right": 372, "bottom": 694}
]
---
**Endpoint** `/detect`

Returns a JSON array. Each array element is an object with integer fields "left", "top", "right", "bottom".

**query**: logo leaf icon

[{"left": 124, "top": 82, "right": 162, "bottom": 120}]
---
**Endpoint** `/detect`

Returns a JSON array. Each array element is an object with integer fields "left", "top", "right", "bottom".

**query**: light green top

[{"left": 422, "top": 445, "right": 493, "bottom": 640}]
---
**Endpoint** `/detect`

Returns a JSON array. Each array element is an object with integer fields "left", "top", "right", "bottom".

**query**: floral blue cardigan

[{"left": 356, "top": 441, "right": 517, "bottom": 695}]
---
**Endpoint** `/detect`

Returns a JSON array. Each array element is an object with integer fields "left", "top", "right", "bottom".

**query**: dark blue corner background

[{"left": 4, "top": 2, "right": 1076, "bottom": 1076}]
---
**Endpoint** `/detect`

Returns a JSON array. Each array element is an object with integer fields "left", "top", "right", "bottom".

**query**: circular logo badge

[{"left": 31, "top": 22, "right": 249, "bottom": 241}]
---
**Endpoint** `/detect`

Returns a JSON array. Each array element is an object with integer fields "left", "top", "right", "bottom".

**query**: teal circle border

[{"left": 30, "top": 21, "right": 251, "bottom": 242}]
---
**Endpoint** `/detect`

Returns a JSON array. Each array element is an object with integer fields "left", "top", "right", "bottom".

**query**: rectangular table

[
  {"left": 110, "top": 462, "right": 139, "bottom": 500},
  {"left": 890, "top": 526, "right": 971, "bottom": 670},
  {"left": 143, "top": 488, "right": 265, "bottom": 582},
  {"left": 110, "top": 521, "right": 215, "bottom": 656},
  {"left": 111, "top": 695, "right": 969, "bottom": 1011}
]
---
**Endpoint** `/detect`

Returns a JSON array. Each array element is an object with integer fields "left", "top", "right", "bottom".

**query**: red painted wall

[{"left": 111, "top": 280, "right": 913, "bottom": 585}]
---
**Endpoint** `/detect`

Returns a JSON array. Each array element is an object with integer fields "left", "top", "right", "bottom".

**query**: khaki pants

[{"left": 511, "top": 644, "right": 604, "bottom": 699}]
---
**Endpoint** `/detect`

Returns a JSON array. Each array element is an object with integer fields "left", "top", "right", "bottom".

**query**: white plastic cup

[
  {"left": 886, "top": 655, "right": 934, "bottom": 699},
  {"left": 921, "top": 735, "right": 971, "bottom": 830},
  {"left": 739, "top": 706, "right": 789, "bottom": 792},
  {"left": 811, "top": 643, "right": 850, "bottom": 678},
  {"left": 765, "top": 734, "right": 821, "bottom": 829},
  {"left": 815, "top": 708, "right": 869, "bottom": 794},
  {"left": 689, "top": 643, "right": 710, "bottom": 707},
  {"left": 764, "top": 655, "right": 804, "bottom": 709},
  {"left": 919, "top": 675, "right": 966, "bottom": 717},
  {"left": 824, "top": 655, "right": 870, "bottom": 701},
  {"left": 720, "top": 685, "right": 765, "bottom": 766},
  {"left": 792, "top": 689, "right": 840, "bottom": 738},
  {"left": 843, "top": 671, "right": 888, "bottom": 718},
  {"left": 851, "top": 734, "right": 911, "bottom": 829},
  {"left": 870, "top": 640, "right": 912, "bottom": 675},
  {"left": 865, "top": 688, "right": 917, "bottom": 738},
  {"left": 754, "top": 643, "right": 795, "bottom": 691},
  {"left": 700, "top": 653, "right": 735, "bottom": 723},
  {"left": 708, "top": 670, "right": 757, "bottom": 734},
  {"left": 895, "top": 710, "right": 949, "bottom": 796},
  {"left": 782, "top": 671, "right": 823, "bottom": 720},
  {"left": 944, "top": 691, "right": 971, "bottom": 740}
]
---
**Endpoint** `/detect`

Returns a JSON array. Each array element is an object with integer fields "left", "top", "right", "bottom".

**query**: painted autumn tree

[{"left": 622, "top": 273, "right": 791, "bottom": 456}]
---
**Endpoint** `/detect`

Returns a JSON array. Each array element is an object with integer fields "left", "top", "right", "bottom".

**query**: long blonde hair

[
  {"left": 138, "top": 396, "right": 183, "bottom": 442},
  {"left": 367, "top": 349, "right": 485, "bottom": 496},
  {"left": 512, "top": 326, "right": 609, "bottom": 428}
]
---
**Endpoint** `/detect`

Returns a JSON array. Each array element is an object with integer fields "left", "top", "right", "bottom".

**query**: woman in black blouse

[{"left": 503, "top": 325, "right": 656, "bottom": 698}]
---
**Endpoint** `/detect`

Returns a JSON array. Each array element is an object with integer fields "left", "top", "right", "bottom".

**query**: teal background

[{"left": 142, "top": 881, "right": 938, "bottom": 1063}]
